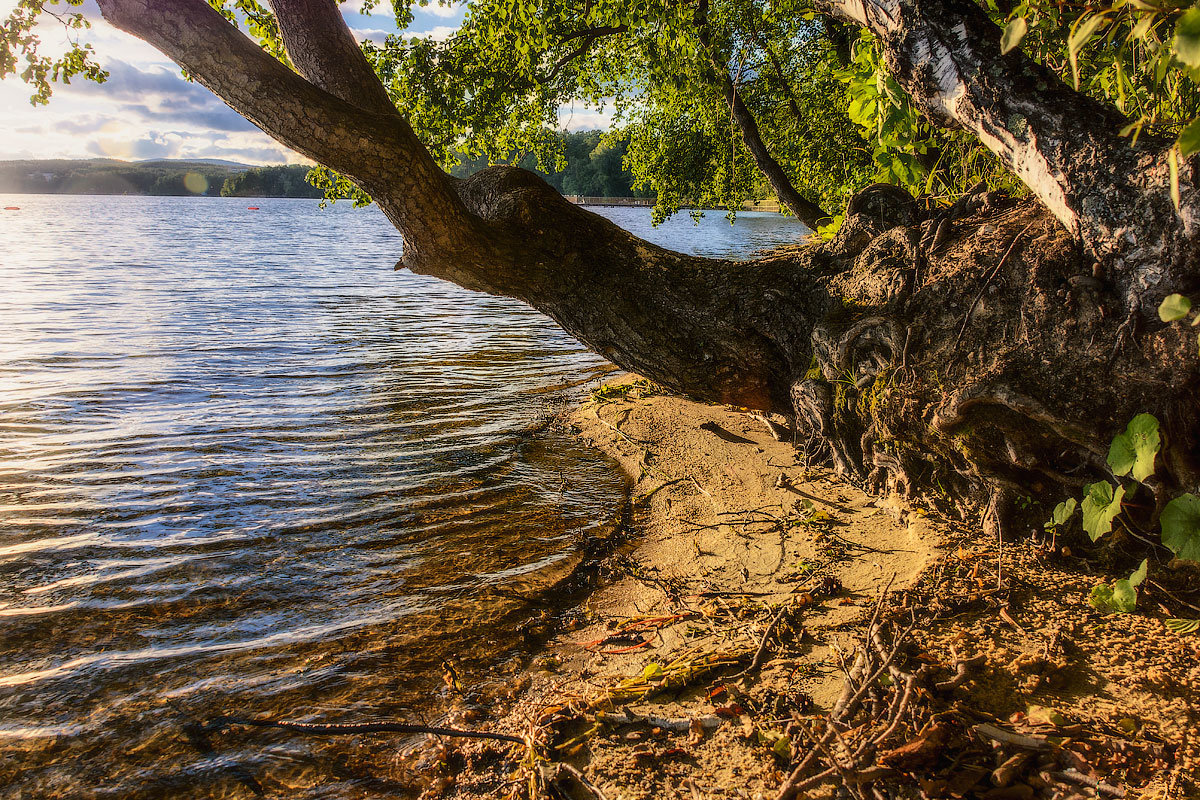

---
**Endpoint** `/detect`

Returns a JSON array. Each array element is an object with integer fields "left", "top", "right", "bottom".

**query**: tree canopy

[{"left": 3, "top": 0, "right": 1200, "bottom": 557}]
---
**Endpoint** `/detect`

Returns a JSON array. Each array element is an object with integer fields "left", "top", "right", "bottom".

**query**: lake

[{"left": 0, "top": 195, "right": 808, "bottom": 798}]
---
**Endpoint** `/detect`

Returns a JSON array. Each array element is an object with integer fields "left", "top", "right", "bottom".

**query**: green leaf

[
  {"left": 1001, "top": 17, "right": 1028, "bottom": 55},
  {"left": 1090, "top": 561, "right": 1144, "bottom": 614},
  {"left": 1106, "top": 413, "right": 1160, "bottom": 482},
  {"left": 1161, "top": 493, "right": 1200, "bottom": 562},
  {"left": 1158, "top": 293, "right": 1192, "bottom": 322},
  {"left": 1174, "top": 6, "right": 1200, "bottom": 70},
  {"left": 1179, "top": 119, "right": 1200, "bottom": 158},
  {"left": 1110, "top": 578, "right": 1137, "bottom": 612},
  {"left": 1165, "top": 618, "right": 1200, "bottom": 635},
  {"left": 1090, "top": 583, "right": 1116, "bottom": 612},
  {"left": 1081, "top": 482, "right": 1125, "bottom": 541},
  {"left": 1045, "top": 497, "right": 1078, "bottom": 530},
  {"left": 1128, "top": 558, "right": 1148, "bottom": 589},
  {"left": 642, "top": 663, "right": 663, "bottom": 680},
  {"left": 1069, "top": 14, "right": 1108, "bottom": 58}
]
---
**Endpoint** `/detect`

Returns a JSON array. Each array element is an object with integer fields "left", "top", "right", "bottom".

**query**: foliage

[
  {"left": 1089, "top": 558, "right": 1147, "bottom": 614},
  {"left": 1165, "top": 617, "right": 1200, "bottom": 634},
  {"left": 0, "top": 0, "right": 105, "bottom": 105},
  {"left": 1106, "top": 413, "right": 1160, "bottom": 482},
  {"left": 0, "top": 158, "right": 242, "bottom": 195},
  {"left": 997, "top": 0, "right": 1200, "bottom": 204},
  {"left": 450, "top": 130, "right": 650, "bottom": 198},
  {"left": 1057, "top": 411, "right": 1199, "bottom": 572},
  {"left": 1081, "top": 481, "right": 1126, "bottom": 541},
  {"left": 220, "top": 165, "right": 325, "bottom": 198},
  {"left": 1160, "top": 492, "right": 1200, "bottom": 560},
  {"left": 1157, "top": 292, "right": 1200, "bottom": 355},
  {"left": 1044, "top": 497, "right": 1077, "bottom": 533}
]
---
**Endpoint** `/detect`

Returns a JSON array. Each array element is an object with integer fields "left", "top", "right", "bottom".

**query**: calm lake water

[{"left": 0, "top": 194, "right": 807, "bottom": 799}]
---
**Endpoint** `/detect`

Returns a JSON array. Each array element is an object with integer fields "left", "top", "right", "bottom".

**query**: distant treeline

[
  {"left": 451, "top": 130, "right": 651, "bottom": 199},
  {"left": 0, "top": 133, "right": 649, "bottom": 199},
  {"left": 0, "top": 159, "right": 245, "bottom": 196},
  {"left": 219, "top": 165, "right": 324, "bottom": 198}
]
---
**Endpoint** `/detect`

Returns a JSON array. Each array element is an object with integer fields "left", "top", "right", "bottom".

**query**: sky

[{"left": 0, "top": 0, "right": 610, "bottom": 164}]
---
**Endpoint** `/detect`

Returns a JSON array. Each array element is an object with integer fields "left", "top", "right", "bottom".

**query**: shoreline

[{"left": 424, "top": 375, "right": 1196, "bottom": 800}]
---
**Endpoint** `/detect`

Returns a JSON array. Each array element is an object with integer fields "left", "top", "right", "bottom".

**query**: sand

[{"left": 414, "top": 375, "right": 1199, "bottom": 800}]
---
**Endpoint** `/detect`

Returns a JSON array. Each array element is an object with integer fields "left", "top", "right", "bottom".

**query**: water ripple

[{"left": 0, "top": 194, "right": 806, "bottom": 798}]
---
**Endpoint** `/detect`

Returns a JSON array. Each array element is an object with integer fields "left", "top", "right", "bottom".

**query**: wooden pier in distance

[{"left": 565, "top": 195, "right": 782, "bottom": 213}]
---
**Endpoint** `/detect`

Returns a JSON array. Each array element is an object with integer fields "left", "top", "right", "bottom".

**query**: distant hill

[
  {"left": 136, "top": 158, "right": 255, "bottom": 170},
  {"left": 0, "top": 158, "right": 317, "bottom": 198}
]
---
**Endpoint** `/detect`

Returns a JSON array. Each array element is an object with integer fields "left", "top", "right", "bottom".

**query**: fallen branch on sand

[{"left": 203, "top": 716, "right": 526, "bottom": 745}]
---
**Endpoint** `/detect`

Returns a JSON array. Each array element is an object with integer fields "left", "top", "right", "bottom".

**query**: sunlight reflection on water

[{"left": 0, "top": 195, "right": 807, "bottom": 798}]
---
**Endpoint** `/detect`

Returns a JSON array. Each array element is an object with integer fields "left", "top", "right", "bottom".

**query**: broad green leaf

[
  {"left": 1179, "top": 119, "right": 1200, "bottom": 158},
  {"left": 1128, "top": 558, "right": 1148, "bottom": 588},
  {"left": 1165, "top": 618, "right": 1200, "bottom": 634},
  {"left": 1045, "top": 497, "right": 1078, "bottom": 529},
  {"left": 1161, "top": 493, "right": 1200, "bottom": 562},
  {"left": 1001, "top": 17, "right": 1028, "bottom": 55},
  {"left": 1158, "top": 293, "right": 1192, "bottom": 322},
  {"left": 1174, "top": 6, "right": 1200, "bottom": 70},
  {"left": 1110, "top": 578, "right": 1137, "bottom": 612},
  {"left": 642, "top": 662, "right": 663, "bottom": 680},
  {"left": 1106, "top": 413, "right": 1160, "bottom": 482},
  {"left": 1090, "top": 583, "right": 1116, "bottom": 612},
  {"left": 1081, "top": 482, "right": 1125, "bottom": 541}
]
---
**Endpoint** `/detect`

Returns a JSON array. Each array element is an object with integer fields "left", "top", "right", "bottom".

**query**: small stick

[
  {"left": 973, "top": 723, "right": 1051, "bottom": 751},
  {"left": 729, "top": 602, "right": 794, "bottom": 679},
  {"left": 1051, "top": 769, "right": 1126, "bottom": 798},
  {"left": 556, "top": 763, "right": 611, "bottom": 800},
  {"left": 207, "top": 716, "right": 525, "bottom": 745}
]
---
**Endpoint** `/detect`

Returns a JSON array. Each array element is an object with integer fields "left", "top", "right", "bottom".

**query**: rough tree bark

[
  {"left": 94, "top": 0, "right": 1200, "bottom": 530},
  {"left": 821, "top": 0, "right": 1200, "bottom": 314}
]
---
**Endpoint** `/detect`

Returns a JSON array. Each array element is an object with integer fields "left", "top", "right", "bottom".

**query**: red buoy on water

[
  {"left": 247, "top": 206, "right": 260, "bottom": 210},
  {"left": 4, "top": 206, "right": 19, "bottom": 211}
]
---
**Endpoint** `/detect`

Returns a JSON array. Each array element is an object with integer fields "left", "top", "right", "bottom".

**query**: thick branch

[
  {"left": 94, "top": 0, "right": 485, "bottom": 270},
  {"left": 266, "top": 0, "right": 394, "bottom": 114}
]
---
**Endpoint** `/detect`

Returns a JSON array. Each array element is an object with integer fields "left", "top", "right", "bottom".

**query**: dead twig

[
  {"left": 729, "top": 601, "right": 795, "bottom": 679},
  {"left": 206, "top": 716, "right": 526, "bottom": 745}
]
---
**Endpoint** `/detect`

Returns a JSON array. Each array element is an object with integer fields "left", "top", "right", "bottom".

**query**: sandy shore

[{"left": 423, "top": 376, "right": 1198, "bottom": 800}]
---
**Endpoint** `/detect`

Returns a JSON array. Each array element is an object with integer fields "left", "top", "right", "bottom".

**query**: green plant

[
  {"left": 1045, "top": 497, "right": 1078, "bottom": 531},
  {"left": 1089, "top": 558, "right": 1148, "bottom": 614},
  {"left": 1106, "top": 413, "right": 1161, "bottom": 482},
  {"left": 1081, "top": 480, "right": 1126, "bottom": 541},
  {"left": 1057, "top": 411, "right": 1200, "bottom": 561},
  {"left": 1158, "top": 293, "right": 1200, "bottom": 355},
  {"left": 1165, "top": 617, "right": 1200, "bottom": 634}
]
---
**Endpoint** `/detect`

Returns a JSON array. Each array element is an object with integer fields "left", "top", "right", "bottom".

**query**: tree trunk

[
  {"left": 93, "top": 0, "right": 1200, "bottom": 530},
  {"left": 821, "top": 0, "right": 1200, "bottom": 315}
]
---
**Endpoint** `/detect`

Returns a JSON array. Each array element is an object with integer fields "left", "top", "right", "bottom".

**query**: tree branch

[
  {"left": 696, "top": 0, "right": 831, "bottom": 229},
  {"left": 94, "top": 0, "right": 485, "bottom": 269},
  {"left": 266, "top": 0, "right": 394, "bottom": 114}
]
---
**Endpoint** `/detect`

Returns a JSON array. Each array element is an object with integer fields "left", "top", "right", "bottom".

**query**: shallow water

[{"left": 0, "top": 195, "right": 807, "bottom": 798}]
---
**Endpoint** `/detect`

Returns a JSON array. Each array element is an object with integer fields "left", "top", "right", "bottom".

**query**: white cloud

[
  {"left": 558, "top": 105, "right": 615, "bottom": 132},
  {"left": 351, "top": 27, "right": 396, "bottom": 43},
  {"left": 422, "top": 2, "right": 463, "bottom": 18},
  {"left": 409, "top": 25, "right": 457, "bottom": 41}
]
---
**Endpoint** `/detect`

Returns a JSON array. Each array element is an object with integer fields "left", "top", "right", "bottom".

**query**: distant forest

[
  {"left": 452, "top": 131, "right": 651, "bottom": 198},
  {"left": 0, "top": 132, "right": 648, "bottom": 200}
]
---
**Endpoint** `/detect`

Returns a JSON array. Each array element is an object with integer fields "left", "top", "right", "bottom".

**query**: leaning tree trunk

[{"left": 94, "top": 0, "right": 1200, "bottom": 531}]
